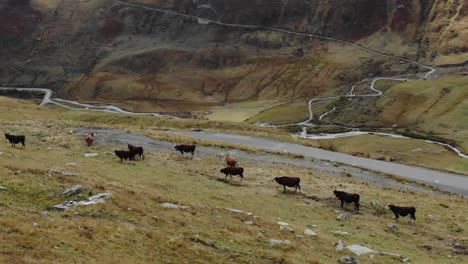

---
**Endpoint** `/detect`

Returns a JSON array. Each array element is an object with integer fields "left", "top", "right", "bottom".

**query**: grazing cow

[
  {"left": 220, "top": 167, "right": 244, "bottom": 180},
  {"left": 386, "top": 204, "right": 416, "bottom": 222},
  {"left": 225, "top": 154, "right": 237, "bottom": 167},
  {"left": 114, "top": 150, "right": 136, "bottom": 162},
  {"left": 333, "top": 190, "right": 360, "bottom": 212},
  {"left": 174, "top": 144, "right": 196, "bottom": 155},
  {"left": 273, "top": 176, "right": 301, "bottom": 192},
  {"left": 85, "top": 133, "right": 94, "bottom": 146},
  {"left": 128, "top": 144, "right": 144, "bottom": 160},
  {"left": 4, "top": 133, "right": 25, "bottom": 148}
]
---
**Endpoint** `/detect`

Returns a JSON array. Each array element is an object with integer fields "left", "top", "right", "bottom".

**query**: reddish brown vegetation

[{"left": 101, "top": 18, "right": 125, "bottom": 40}]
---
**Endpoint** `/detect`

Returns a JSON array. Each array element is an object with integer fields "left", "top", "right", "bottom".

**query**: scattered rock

[
  {"left": 452, "top": 243, "right": 467, "bottom": 255},
  {"left": 280, "top": 225, "right": 295, "bottom": 233},
  {"left": 49, "top": 169, "right": 80, "bottom": 177},
  {"left": 226, "top": 208, "right": 244, "bottom": 214},
  {"left": 337, "top": 214, "right": 350, "bottom": 221},
  {"left": 346, "top": 245, "right": 376, "bottom": 255},
  {"left": 331, "top": 230, "right": 350, "bottom": 236},
  {"left": 0, "top": 185, "right": 7, "bottom": 190},
  {"left": 84, "top": 153, "right": 98, "bottom": 157},
  {"left": 453, "top": 243, "right": 465, "bottom": 250},
  {"left": 296, "top": 235, "right": 305, "bottom": 238},
  {"left": 244, "top": 221, "right": 254, "bottom": 225},
  {"left": 40, "top": 211, "right": 48, "bottom": 217},
  {"left": 303, "top": 229, "right": 317, "bottom": 237},
  {"left": 161, "top": 203, "right": 190, "bottom": 209},
  {"left": 33, "top": 223, "right": 38, "bottom": 227},
  {"left": 66, "top": 163, "right": 77, "bottom": 166},
  {"left": 0, "top": 152, "right": 3, "bottom": 156},
  {"left": 388, "top": 223, "right": 399, "bottom": 231},
  {"left": 379, "top": 252, "right": 401, "bottom": 259},
  {"left": 269, "top": 239, "right": 290, "bottom": 246},
  {"left": 339, "top": 255, "right": 359, "bottom": 264},
  {"left": 62, "top": 185, "right": 85, "bottom": 197},
  {"left": 50, "top": 192, "right": 112, "bottom": 211},
  {"left": 277, "top": 221, "right": 289, "bottom": 226},
  {"left": 401, "top": 258, "right": 411, "bottom": 262},
  {"left": 190, "top": 237, "right": 233, "bottom": 254},
  {"left": 425, "top": 215, "right": 439, "bottom": 221},
  {"left": 336, "top": 240, "right": 344, "bottom": 251},
  {"left": 246, "top": 212, "right": 253, "bottom": 216},
  {"left": 257, "top": 232, "right": 264, "bottom": 237}
]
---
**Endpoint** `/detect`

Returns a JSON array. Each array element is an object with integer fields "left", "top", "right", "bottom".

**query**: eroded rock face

[{"left": 0, "top": 0, "right": 464, "bottom": 111}]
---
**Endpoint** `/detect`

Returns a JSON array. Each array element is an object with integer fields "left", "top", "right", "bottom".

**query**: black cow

[
  {"left": 5, "top": 133, "right": 25, "bottom": 148},
  {"left": 128, "top": 144, "right": 144, "bottom": 160},
  {"left": 220, "top": 167, "right": 244, "bottom": 180},
  {"left": 114, "top": 150, "right": 136, "bottom": 162},
  {"left": 333, "top": 190, "right": 360, "bottom": 212},
  {"left": 273, "top": 176, "right": 301, "bottom": 192},
  {"left": 174, "top": 144, "right": 196, "bottom": 155},
  {"left": 387, "top": 204, "right": 416, "bottom": 222}
]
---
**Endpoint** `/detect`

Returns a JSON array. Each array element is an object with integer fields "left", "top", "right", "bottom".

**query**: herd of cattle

[{"left": 4, "top": 132, "right": 417, "bottom": 222}]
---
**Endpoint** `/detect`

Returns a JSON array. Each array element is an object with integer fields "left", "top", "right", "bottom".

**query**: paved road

[
  {"left": 0, "top": 87, "right": 178, "bottom": 119},
  {"left": 0, "top": 87, "right": 52, "bottom": 106},
  {"left": 168, "top": 130, "right": 468, "bottom": 195}
]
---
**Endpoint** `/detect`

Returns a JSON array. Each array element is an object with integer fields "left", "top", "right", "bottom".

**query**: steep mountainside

[{"left": 0, "top": 0, "right": 466, "bottom": 112}]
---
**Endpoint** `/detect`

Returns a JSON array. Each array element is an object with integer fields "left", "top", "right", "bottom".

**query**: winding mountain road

[
  {"left": 169, "top": 130, "right": 468, "bottom": 196},
  {"left": 0, "top": 87, "right": 178, "bottom": 119},
  {"left": 1, "top": 0, "right": 466, "bottom": 194}
]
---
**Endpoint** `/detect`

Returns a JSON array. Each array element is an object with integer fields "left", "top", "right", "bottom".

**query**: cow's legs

[{"left": 355, "top": 202, "right": 360, "bottom": 212}]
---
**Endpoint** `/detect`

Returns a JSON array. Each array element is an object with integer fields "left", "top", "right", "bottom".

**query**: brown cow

[
  {"left": 174, "top": 144, "right": 196, "bottom": 155},
  {"left": 114, "top": 150, "right": 136, "bottom": 162},
  {"left": 333, "top": 190, "right": 360, "bottom": 212},
  {"left": 273, "top": 176, "right": 301, "bottom": 192},
  {"left": 5, "top": 133, "right": 25, "bottom": 148},
  {"left": 85, "top": 133, "right": 94, "bottom": 146},
  {"left": 225, "top": 154, "right": 237, "bottom": 167},
  {"left": 220, "top": 167, "right": 244, "bottom": 181},
  {"left": 128, "top": 144, "right": 144, "bottom": 160},
  {"left": 386, "top": 204, "right": 416, "bottom": 222}
]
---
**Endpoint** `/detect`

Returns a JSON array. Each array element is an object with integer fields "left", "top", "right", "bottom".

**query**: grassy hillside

[
  {"left": 315, "top": 135, "right": 468, "bottom": 176},
  {"left": 0, "top": 96, "right": 467, "bottom": 263},
  {"left": 377, "top": 75, "right": 468, "bottom": 152}
]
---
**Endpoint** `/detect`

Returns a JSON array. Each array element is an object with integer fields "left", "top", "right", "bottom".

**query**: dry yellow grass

[
  {"left": 377, "top": 75, "right": 468, "bottom": 152},
  {"left": 317, "top": 135, "right": 468, "bottom": 175},
  {"left": 0, "top": 96, "right": 467, "bottom": 263}
]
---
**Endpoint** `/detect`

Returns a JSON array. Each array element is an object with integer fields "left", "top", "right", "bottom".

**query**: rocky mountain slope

[{"left": 0, "top": 0, "right": 466, "bottom": 112}]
